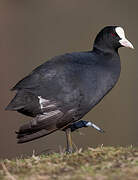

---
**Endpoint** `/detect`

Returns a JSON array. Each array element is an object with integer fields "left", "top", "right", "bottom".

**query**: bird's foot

[
  {"left": 68, "top": 120, "right": 105, "bottom": 133},
  {"left": 65, "top": 147, "right": 74, "bottom": 154}
]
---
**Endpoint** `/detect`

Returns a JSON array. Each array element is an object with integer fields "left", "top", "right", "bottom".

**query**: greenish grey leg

[{"left": 65, "top": 128, "right": 73, "bottom": 153}]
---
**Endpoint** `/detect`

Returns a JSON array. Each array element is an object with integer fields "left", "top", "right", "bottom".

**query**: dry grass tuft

[{"left": 0, "top": 146, "right": 138, "bottom": 180}]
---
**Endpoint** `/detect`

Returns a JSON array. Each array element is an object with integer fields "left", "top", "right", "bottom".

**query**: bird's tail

[{"left": 16, "top": 122, "right": 57, "bottom": 143}]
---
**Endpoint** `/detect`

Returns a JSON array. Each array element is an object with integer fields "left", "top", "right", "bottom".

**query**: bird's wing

[{"left": 9, "top": 54, "right": 85, "bottom": 110}]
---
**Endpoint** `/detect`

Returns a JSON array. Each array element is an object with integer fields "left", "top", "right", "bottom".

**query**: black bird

[{"left": 6, "top": 26, "right": 134, "bottom": 152}]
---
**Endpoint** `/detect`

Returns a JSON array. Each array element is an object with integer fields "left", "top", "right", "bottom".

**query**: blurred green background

[{"left": 1, "top": 0, "right": 138, "bottom": 158}]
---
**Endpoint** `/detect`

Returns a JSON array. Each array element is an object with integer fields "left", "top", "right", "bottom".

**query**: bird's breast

[{"left": 79, "top": 65, "right": 120, "bottom": 113}]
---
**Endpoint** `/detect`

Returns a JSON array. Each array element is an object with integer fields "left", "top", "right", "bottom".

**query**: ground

[{"left": 0, "top": 146, "right": 138, "bottom": 180}]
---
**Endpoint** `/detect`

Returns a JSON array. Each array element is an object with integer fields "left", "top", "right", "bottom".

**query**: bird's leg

[{"left": 65, "top": 128, "right": 73, "bottom": 153}]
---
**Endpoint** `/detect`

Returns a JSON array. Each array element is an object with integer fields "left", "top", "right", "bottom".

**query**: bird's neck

[{"left": 93, "top": 46, "right": 119, "bottom": 55}]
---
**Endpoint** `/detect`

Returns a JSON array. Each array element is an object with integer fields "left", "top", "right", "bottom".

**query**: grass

[{"left": 0, "top": 146, "right": 138, "bottom": 180}]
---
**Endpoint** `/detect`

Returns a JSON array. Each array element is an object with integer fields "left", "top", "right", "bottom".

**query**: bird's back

[{"left": 6, "top": 51, "right": 120, "bottom": 119}]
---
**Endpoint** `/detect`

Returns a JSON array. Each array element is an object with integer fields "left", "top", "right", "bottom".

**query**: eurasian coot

[{"left": 6, "top": 26, "right": 134, "bottom": 152}]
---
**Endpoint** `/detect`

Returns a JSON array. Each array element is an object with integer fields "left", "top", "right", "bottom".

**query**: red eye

[{"left": 111, "top": 33, "right": 116, "bottom": 37}]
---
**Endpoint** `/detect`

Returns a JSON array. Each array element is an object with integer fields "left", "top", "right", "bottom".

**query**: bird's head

[{"left": 93, "top": 26, "right": 134, "bottom": 52}]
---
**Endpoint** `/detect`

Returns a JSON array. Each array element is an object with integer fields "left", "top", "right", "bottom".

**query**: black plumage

[{"left": 6, "top": 26, "right": 133, "bottom": 149}]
